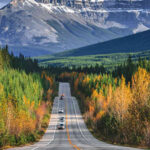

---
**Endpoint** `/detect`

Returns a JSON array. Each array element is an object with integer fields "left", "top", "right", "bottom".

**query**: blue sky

[{"left": 0, "top": 0, "right": 11, "bottom": 8}]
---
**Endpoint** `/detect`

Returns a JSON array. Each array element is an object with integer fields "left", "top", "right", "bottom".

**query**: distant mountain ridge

[
  {"left": 54, "top": 29, "right": 150, "bottom": 57},
  {"left": 0, "top": 0, "right": 150, "bottom": 56},
  {"left": 36, "top": 0, "right": 150, "bottom": 9}
]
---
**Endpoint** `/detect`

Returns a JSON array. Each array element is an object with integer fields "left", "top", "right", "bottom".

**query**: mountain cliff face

[
  {"left": 0, "top": 0, "right": 150, "bottom": 56},
  {"left": 36, "top": 0, "right": 150, "bottom": 9}
]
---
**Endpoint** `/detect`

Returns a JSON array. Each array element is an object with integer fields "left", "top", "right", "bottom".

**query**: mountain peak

[
  {"left": 9, "top": 0, "right": 37, "bottom": 7},
  {"left": 10, "top": 0, "right": 25, "bottom": 5}
]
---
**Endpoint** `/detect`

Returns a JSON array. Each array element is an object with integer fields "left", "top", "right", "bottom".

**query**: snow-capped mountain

[
  {"left": 36, "top": 0, "right": 150, "bottom": 9},
  {"left": 0, "top": 0, "right": 150, "bottom": 56}
]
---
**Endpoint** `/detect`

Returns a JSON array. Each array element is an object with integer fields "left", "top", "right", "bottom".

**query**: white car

[
  {"left": 58, "top": 109, "right": 64, "bottom": 113},
  {"left": 57, "top": 122, "right": 65, "bottom": 130}
]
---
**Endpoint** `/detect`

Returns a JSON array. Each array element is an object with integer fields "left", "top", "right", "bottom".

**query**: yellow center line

[{"left": 65, "top": 99, "right": 80, "bottom": 150}]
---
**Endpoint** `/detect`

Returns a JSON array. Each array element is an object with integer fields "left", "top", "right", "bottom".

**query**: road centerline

[{"left": 65, "top": 97, "right": 80, "bottom": 150}]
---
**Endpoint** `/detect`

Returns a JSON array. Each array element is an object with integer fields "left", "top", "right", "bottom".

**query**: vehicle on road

[
  {"left": 60, "top": 94, "right": 64, "bottom": 100},
  {"left": 59, "top": 116, "right": 65, "bottom": 122},
  {"left": 58, "top": 109, "right": 64, "bottom": 113},
  {"left": 57, "top": 122, "right": 65, "bottom": 130}
]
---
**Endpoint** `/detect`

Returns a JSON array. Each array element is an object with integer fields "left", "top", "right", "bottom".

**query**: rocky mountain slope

[{"left": 0, "top": 0, "right": 150, "bottom": 56}]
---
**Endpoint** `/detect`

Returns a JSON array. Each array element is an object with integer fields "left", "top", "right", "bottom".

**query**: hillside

[
  {"left": 53, "top": 29, "right": 150, "bottom": 57},
  {"left": 37, "top": 30, "right": 150, "bottom": 68}
]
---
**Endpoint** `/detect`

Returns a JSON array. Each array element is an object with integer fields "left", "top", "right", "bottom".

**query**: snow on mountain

[
  {"left": 133, "top": 23, "right": 149, "bottom": 33},
  {"left": 0, "top": 0, "right": 150, "bottom": 56}
]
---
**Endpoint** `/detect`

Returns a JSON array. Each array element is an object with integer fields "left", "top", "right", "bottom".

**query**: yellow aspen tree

[
  {"left": 110, "top": 76, "right": 132, "bottom": 124},
  {"left": 106, "top": 84, "right": 113, "bottom": 108},
  {"left": 129, "top": 67, "right": 150, "bottom": 139},
  {"left": 132, "top": 67, "right": 150, "bottom": 106}
]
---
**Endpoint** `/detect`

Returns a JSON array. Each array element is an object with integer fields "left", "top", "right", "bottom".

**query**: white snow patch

[
  {"left": 97, "top": 21, "right": 126, "bottom": 29},
  {"left": 24, "top": 0, "right": 38, "bottom": 6},
  {"left": 80, "top": 8, "right": 150, "bottom": 13},
  {"left": 33, "top": 3, "right": 75, "bottom": 14},
  {"left": 39, "top": 3, "right": 53, "bottom": 13},
  {"left": 4, "top": 26, "right": 9, "bottom": 31},
  {"left": 90, "top": 0, "right": 104, "bottom": 2},
  {"left": 133, "top": 23, "right": 149, "bottom": 33}
]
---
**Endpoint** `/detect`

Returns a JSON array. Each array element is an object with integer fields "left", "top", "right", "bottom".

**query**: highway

[{"left": 9, "top": 83, "right": 142, "bottom": 150}]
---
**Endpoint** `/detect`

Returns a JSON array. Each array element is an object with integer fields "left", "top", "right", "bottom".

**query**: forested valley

[{"left": 0, "top": 46, "right": 150, "bottom": 148}]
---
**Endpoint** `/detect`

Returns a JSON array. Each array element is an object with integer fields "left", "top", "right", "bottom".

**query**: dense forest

[
  {"left": 0, "top": 46, "right": 56, "bottom": 148},
  {"left": 0, "top": 45, "right": 150, "bottom": 148},
  {"left": 59, "top": 57, "right": 150, "bottom": 147}
]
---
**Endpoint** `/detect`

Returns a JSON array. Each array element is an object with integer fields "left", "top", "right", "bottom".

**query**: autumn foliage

[
  {"left": 0, "top": 48, "right": 55, "bottom": 148},
  {"left": 60, "top": 66, "right": 150, "bottom": 147}
]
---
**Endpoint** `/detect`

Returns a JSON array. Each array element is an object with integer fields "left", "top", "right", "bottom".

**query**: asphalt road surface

[{"left": 9, "top": 83, "right": 142, "bottom": 150}]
